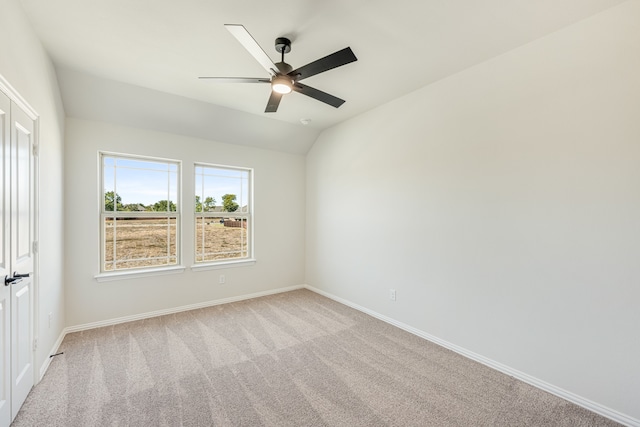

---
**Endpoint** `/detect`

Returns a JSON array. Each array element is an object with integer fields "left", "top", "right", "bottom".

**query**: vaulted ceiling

[{"left": 20, "top": 0, "right": 626, "bottom": 152}]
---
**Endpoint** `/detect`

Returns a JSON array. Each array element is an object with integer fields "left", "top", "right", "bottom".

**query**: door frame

[{"left": 0, "top": 75, "right": 40, "bottom": 391}]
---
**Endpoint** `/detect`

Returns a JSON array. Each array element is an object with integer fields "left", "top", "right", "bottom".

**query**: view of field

[
  {"left": 104, "top": 217, "right": 247, "bottom": 270},
  {"left": 195, "top": 217, "right": 248, "bottom": 262}
]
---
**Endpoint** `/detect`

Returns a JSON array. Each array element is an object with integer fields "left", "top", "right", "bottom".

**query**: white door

[
  {"left": 0, "top": 90, "right": 35, "bottom": 426},
  {"left": 0, "top": 87, "right": 12, "bottom": 427},
  {"left": 9, "top": 97, "right": 35, "bottom": 420}
]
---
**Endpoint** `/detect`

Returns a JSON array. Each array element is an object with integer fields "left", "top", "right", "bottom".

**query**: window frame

[
  {"left": 192, "top": 162, "right": 254, "bottom": 269},
  {"left": 96, "top": 151, "right": 183, "bottom": 279}
]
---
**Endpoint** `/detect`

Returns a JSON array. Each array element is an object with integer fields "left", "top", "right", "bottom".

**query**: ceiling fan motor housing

[{"left": 275, "top": 62, "right": 293, "bottom": 74}]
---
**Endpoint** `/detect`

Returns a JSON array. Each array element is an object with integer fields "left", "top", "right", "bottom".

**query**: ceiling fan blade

[
  {"left": 198, "top": 77, "right": 270, "bottom": 83},
  {"left": 265, "top": 91, "right": 283, "bottom": 113},
  {"left": 292, "top": 83, "right": 345, "bottom": 108},
  {"left": 288, "top": 47, "right": 357, "bottom": 81},
  {"left": 225, "top": 24, "right": 278, "bottom": 76}
]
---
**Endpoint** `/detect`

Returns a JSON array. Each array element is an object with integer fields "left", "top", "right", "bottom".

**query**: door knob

[
  {"left": 13, "top": 272, "right": 30, "bottom": 278},
  {"left": 4, "top": 275, "right": 23, "bottom": 286}
]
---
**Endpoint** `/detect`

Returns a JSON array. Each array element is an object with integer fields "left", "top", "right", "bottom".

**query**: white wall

[
  {"left": 56, "top": 67, "right": 321, "bottom": 155},
  {"left": 64, "top": 118, "right": 306, "bottom": 326},
  {"left": 307, "top": 1, "right": 640, "bottom": 422},
  {"left": 0, "top": 0, "right": 66, "bottom": 375}
]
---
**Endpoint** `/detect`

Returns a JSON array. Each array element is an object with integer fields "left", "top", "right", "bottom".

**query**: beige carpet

[{"left": 14, "top": 289, "right": 619, "bottom": 426}]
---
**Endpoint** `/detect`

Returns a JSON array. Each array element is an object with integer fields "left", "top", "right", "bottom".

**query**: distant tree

[
  {"left": 196, "top": 196, "right": 216, "bottom": 212},
  {"left": 122, "top": 203, "right": 146, "bottom": 212},
  {"left": 203, "top": 196, "right": 216, "bottom": 212},
  {"left": 222, "top": 194, "right": 239, "bottom": 212},
  {"left": 104, "top": 191, "right": 123, "bottom": 211},
  {"left": 152, "top": 199, "right": 177, "bottom": 212}
]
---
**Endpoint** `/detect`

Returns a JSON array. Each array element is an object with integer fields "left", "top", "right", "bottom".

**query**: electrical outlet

[
  {"left": 48, "top": 312, "right": 53, "bottom": 328},
  {"left": 219, "top": 274, "right": 226, "bottom": 284},
  {"left": 390, "top": 289, "right": 396, "bottom": 301}
]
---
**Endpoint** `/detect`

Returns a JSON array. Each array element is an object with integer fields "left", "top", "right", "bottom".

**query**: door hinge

[
  {"left": 33, "top": 338, "right": 38, "bottom": 351},
  {"left": 32, "top": 241, "right": 38, "bottom": 253},
  {"left": 32, "top": 144, "right": 39, "bottom": 156}
]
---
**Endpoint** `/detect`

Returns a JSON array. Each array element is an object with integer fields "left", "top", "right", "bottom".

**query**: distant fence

[{"left": 224, "top": 220, "right": 247, "bottom": 229}]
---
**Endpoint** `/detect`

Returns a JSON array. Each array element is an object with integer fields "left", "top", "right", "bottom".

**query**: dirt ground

[
  {"left": 104, "top": 217, "right": 247, "bottom": 270},
  {"left": 195, "top": 218, "right": 248, "bottom": 262}
]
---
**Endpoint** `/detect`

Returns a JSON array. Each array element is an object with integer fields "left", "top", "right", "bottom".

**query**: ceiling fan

[{"left": 199, "top": 24, "right": 358, "bottom": 113}]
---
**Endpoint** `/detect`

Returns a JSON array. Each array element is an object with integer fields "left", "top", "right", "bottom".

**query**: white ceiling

[{"left": 20, "top": 0, "right": 626, "bottom": 151}]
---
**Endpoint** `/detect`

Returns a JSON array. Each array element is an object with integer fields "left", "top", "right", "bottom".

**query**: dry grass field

[
  {"left": 104, "top": 217, "right": 247, "bottom": 270},
  {"left": 195, "top": 217, "right": 248, "bottom": 262}
]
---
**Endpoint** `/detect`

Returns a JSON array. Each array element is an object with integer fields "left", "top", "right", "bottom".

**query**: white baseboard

[
  {"left": 65, "top": 284, "right": 305, "bottom": 334},
  {"left": 40, "top": 285, "right": 304, "bottom": 382},
  {"left": 37, "top": 285, "right": 304, "bottom": 385},
  {"left": 42, "top": 283, "right": 638, "bottom": 426},
  {"left": 303, "top": 285, "right": 639, "bottom": 427},
  {"left": 38, "top": 329, "right": 66, "bottom": 382}
]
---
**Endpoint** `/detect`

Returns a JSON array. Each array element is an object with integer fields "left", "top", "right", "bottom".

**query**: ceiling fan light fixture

[{"left": 272, "top": 75, "right": 293, "bottom": 94}]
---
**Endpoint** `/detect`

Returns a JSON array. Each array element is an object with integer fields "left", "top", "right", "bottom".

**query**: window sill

[
  {"left": 190, "top": 259, "right": 256, "bottom": 272},
  {"left": 95, "top": 265, "right": 186, "bottom": 283}
]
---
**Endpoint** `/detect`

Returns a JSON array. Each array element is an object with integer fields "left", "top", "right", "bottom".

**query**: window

[
  {"left": 100, "top": 153, "right": 180, "bottom": 272},
  {"left": 195, "top": 164, "right": 252, "bottom": 264}
]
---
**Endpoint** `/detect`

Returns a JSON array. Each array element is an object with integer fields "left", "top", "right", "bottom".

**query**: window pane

[
  {"left": 104, "top": 216, "right": 177, "bottom": 271},
  {"left": 195, "top": 216, "right": 249, "bottom": 262},
  {"left": 104, "top": 217, "right": 115, "bottom": 268},
  {"left": 101, "top": 153, "right": 181, "bottom": 273},
  {"left": 194, "top": 164, "right": 251, "bottom": 263},
  {"left": 103, "top": 163, "right": 116, "bottom": 211},
  {"left": 102, "top": 155, "right": 179, "bottom": 212},
  {"left": 195, "top": 166, "right": 249, "bottom": 214},
  {"left": 169, "top": 171, "right": 178, "bottom": 212}
]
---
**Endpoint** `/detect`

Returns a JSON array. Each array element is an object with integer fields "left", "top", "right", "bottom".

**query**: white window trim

[
  {"left": 98, "top": 151, "right": 183, "bottom": 276},
  {"left": 193, "top": 162, "right": 254, "bottom": 267},
  {"left": 190, "top": 258, "right": 256, "bottom": 272},
  {"left": 95, "top": 265, "right": 186, "bottom": 282}
]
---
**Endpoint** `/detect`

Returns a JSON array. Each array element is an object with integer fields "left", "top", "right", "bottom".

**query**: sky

[{"left": 103, "top": 156, "right": 249, "bottom": 208}]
